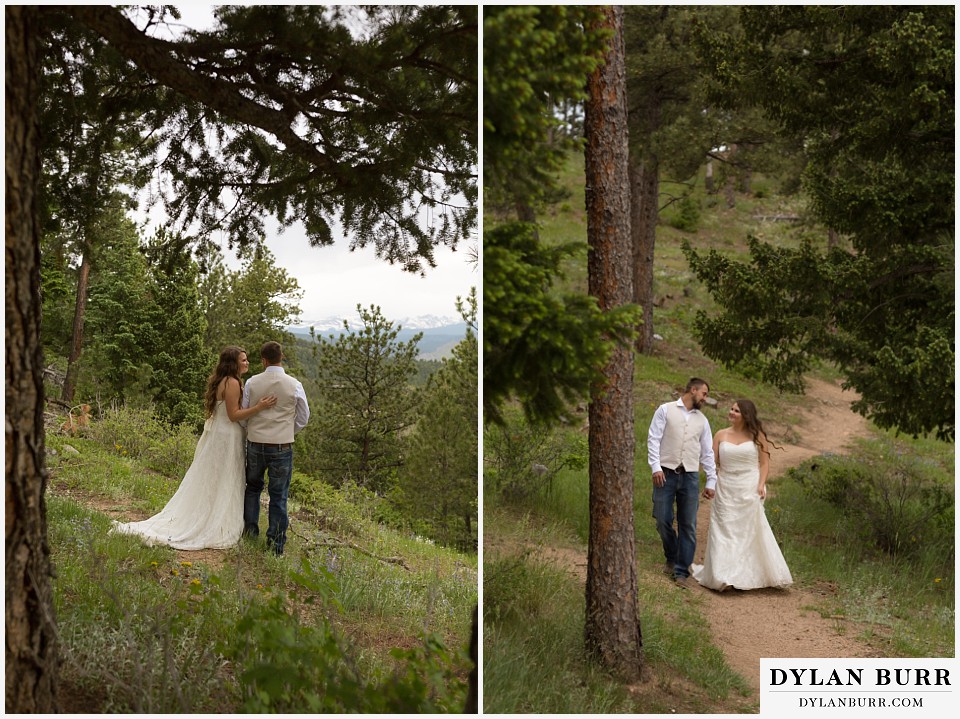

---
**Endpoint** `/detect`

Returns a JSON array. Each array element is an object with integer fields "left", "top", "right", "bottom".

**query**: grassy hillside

[
  {"left": 45, "top": 417, "right": 476, "bottom": 713},
  {"left": 483, "top": 154, "right": 954, "bottom": 714}
]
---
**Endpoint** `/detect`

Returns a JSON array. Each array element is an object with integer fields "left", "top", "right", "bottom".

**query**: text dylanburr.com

[{"left": 760, "top": 658, "right": 959, "bottom": 718}]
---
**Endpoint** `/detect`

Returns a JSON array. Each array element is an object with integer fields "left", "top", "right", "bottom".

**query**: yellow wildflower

[
  {"left": 190, "top": 579, "right": 201, "bottom": 587},
  {"left": 171, "top": 569, "right": 180, "bottom": 576},
  {"left": 180, "top": 561, "right": 192, "bottom": 568}
]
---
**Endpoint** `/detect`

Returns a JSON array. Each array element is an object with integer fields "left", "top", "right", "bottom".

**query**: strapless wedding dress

[
  {"left": 692, "top": 440, "right": 793, "bottom": 590},
  {"left": 113, "top": 401, "right": 245, "bottom": 549}
]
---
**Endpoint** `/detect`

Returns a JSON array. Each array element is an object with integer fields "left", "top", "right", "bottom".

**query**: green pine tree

[
  {"left": 309, "top": 305, "right": 422, "bottom": 493},
  {"left": 394, "top": 290, "right": 478, "bottom": 549}
]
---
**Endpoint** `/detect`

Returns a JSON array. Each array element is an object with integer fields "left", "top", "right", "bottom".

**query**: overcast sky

[
  {"left": 137, "top": 5, "right": 477, "bottom": 325},
  {"left": 215, "top": 219, "right": 477, "bottom": 324}
]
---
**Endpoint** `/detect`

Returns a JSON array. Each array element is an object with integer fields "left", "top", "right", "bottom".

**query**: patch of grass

[
  {"left": 483, "top": 551, "right": 634, "bottom": 713},
  {"left": 48, "top": 435, "right": 180, "bottom": 513},
  {"left": 482, "top": 541, "right": 749, "bottom": 714},
  {"left": 49, "top": 496, "right": 244, "bottom": 712}
]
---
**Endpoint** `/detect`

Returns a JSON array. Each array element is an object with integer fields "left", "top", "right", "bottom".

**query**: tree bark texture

[
  {"left": 465, "top": 605, "right": 478, "bottom": 713},
  {"left": 583, "top": 5, "right": 642, "bottom": 681},
  {"left": 629, "top": 156, "right": 658, "bottom": 354},
  {"left": 5, "top": 6, "right": 61, "bottom": 712}
]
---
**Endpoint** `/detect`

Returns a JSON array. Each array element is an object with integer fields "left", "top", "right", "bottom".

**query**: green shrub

[
  {"left": 85, "top": 403, "right": 198, "bottom": 478},
  {"left": 667, "top": 195, "right": 701, "bottom": 232},
  {"left": 289, "top": 472, "right": 377, "bottom": 539},
  {"left": 788, "top": 438, "right": 953, "bottom": 556},
  {"left": 221, "top": 591, "right": 467, "bottom": 713},
  {"left": 484, "top": 411, "right": 587, "bottom": 501}
]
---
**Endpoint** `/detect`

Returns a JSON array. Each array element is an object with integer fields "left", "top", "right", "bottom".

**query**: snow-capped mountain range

[
  {"left": 292, "top": 314, "right": 460, "bottom": 332},
  {"left": 285, "top": 315, "right": 468, "bottom": 359}
]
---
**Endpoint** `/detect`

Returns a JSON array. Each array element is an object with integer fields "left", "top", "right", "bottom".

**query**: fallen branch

[
  {"left": 290, "top": 528, "right": 412, "bottom": 571},
  {"left": 752, "top": 214, "right": 802, "bottom": 223}
]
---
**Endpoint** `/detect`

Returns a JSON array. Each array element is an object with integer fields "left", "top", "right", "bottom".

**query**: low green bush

[
  {"left": 222, "top": 589, "right": 468, "bottom": 713},
  {"left": 667, "top": 195, "right": 701, "bottom": 232},
  {"left": 787, "top": 437, "right": 954, "bottom": 557},
  {"left": 484, "top": 411, "right": 587, "bottom": 501},
  {"left": 85, "top": 403, "right": 198, "bottom": 478},
  {"left": 290, "top": 472, "right": 380, "bottom": 539}
]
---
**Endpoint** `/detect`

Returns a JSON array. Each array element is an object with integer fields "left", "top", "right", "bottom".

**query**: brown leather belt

[{"left": 249, "top": 441, "right": 292, "bottom": 450}]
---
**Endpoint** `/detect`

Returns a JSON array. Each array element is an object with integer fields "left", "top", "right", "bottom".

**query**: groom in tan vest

[
  {"left": 647, "top": 377, "right": 718, "bottom": 588},
  {"left": 242, "top": 341, "right": 310, "bottom": 555}
]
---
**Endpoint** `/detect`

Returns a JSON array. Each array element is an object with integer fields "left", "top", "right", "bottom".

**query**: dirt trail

[{"left": 490, "top": 377, "right": 880, "bottom": 701}]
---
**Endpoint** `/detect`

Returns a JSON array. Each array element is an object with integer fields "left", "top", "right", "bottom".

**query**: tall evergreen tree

[
  {"left": 198, "top": 246, "right": 302, "bottom": 361},
  {"left": 582, "top": 6, "right": 643, "bottom": 681},
  {"left": 141, "top": 229, "right": 213, "bottom": 426},
  {"left": 81, "top": 208, "right": 156, "bottom": 404},
  {"left": 39, "top": 11, "right": 156, "bottom": 401},
  {"left": 623, "top": 5, "right": 800, "bottom": 353},
  {"left": 6, "top": 7, "right": 60, "bottom": 710},
  {"left": 395, "top": 290, "right": 478, "bottom": 549},
  {"left": 687, "top": 5, "right": 954, "bottom": 439},
  {"left": 309, "top": 305, "right": 422, "bottom": 493}
]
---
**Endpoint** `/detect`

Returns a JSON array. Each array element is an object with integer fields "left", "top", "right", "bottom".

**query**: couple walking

[
  {"left": 648, "top": 378, "right": 792, "bottom": 591},
  {"left": 115, "top": 342, "right": 309, "bottom": 555}
]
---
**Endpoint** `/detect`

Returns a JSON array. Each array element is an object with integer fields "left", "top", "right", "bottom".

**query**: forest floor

[{"left": 487, "top": 377, "right": 881, "bottom": 710}]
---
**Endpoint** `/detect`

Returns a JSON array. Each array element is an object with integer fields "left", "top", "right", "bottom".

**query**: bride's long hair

[
  {"left": 204, "top": 346, "right": 246, "bottom": 417},
  {"left": 734, "top": 399, "right": 782, "bottom": 457}
]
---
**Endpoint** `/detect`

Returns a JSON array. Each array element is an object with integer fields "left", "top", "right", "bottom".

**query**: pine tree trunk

[
  {"left": 5, "top": 6, "right": 61, "bottom": 712},
  {"left": 61, "top": 250, "right": 91, "bottom": 402},
  {"left": 723, "top": 143, "right": 738, "bottom": 208},
  {"left": 465, "top": 605, "right": 478, "bottom": 713},
  {"left": 630, "top": 155, "right": 658, "bottom": 354},
  {"left": 515, "top": 201, "right": 539, "bottom": 241},
  {"left": 704, "top": 156, "right": 715, "bottom": 193},
  {"left": 583, "top": 5, "right": 642, "bottom": 682}
]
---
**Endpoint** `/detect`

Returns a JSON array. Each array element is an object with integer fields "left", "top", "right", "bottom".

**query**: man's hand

[
  {"left": 652, "top": 471, "right": 665, "bottom": 487},
  {"left": 702, "top": 487, "right": 715, "bottom": 500}
]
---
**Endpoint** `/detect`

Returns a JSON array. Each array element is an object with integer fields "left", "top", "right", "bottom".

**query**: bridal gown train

[
  {"left": 692, "top": 441, "right": 793, "bottom": 590},
  {"left": 113, "top": 401, "right": 245, "bottom": 550}
]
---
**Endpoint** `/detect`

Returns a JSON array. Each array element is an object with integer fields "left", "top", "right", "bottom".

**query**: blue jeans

[
  {"left": 652, "top": 467, "right": 700, "bottom": 578},
  {"left": 244, "top": 442, "right": 294, "bottom": 555}
]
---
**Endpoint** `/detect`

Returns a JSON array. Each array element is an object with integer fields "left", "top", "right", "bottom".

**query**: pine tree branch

[{"left": 67, "top": 6, "right": 339, "bottom": 174}]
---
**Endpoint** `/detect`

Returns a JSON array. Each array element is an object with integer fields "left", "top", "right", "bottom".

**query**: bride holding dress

[{"left": 692, "top": 399, "right": 792, "bottom": 591}]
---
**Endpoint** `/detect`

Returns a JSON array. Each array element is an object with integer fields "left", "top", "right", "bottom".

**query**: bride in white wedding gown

[
  {"left": 113, "top": 347, "right": 276, "bottom": 550},
  {"left": 692, "top": 399, "right": 792, "bottom": 591}
]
